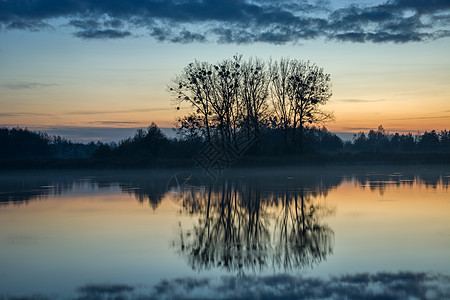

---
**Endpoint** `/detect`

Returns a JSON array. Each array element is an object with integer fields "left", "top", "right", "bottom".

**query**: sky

[{"left": 1, "top": 0, "right": 449, "bottom": 142}]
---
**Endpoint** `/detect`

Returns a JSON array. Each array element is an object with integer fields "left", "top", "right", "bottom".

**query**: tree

[
  {"left": 170, "top": 55, "right": 333, "bottom": 154},
  {"left": 418, "top": 130, "right": 440, "bottom": 152},
  {"left": 169, "top": 60, "right": 215, "bottom": 143},
  {"left": 269, "top": 58, "right": 295, "bottom": 149},
  {"left": 170, "top": 55, "right": 271, "bottom": 151},
  {"left": 175, "top": 113, "right": 205, "bottom": 143},
  {"left": 0, "top": 127, "right": 51, "bottom": 160},
  {"left": 116, "top": 122, "right": 169, "bottom": 158},
  {"left": 270, "top": 59, "right": 333, "bottom": 151},
  {"left": 240, "top": 57, "right": 269, "bottom": 144},
  {"left": 440, "top": 130, "right": 450, "bottom": 151},
  {"left": 366, "top": 125, "right": 390, "bottom": 152}
]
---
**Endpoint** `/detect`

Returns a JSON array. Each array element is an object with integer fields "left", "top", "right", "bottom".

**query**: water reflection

[
  {"left": 0, "top": 171, "right": 171, "bottom": 208},
  {"left": 171, "top": 177, "right": 335, "bottom": 273},
  {"left": 119, "top": 177, "right": 168, "bottom": 209},
  {"left": 1, "top": 168, "right": 448, "bottom": 207},
  {"left": 1, "top": 167, "right": 449, "bottom": 299},
  {"left": 0, "top": 173, "right": 98, "bottom": 206},
  {"left": 143, "top": 272, "right": 450, "bottom": 300},
  {"left": 352, "top": 170, "right": 449, "bottom": 194},
  {"left": 7, "top": 272, "right": 450, "bottom": 300}
]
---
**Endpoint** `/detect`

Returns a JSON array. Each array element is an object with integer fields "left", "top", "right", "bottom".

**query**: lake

[{"left": 1, "top": 166, "right": 449, "bottom": 299}]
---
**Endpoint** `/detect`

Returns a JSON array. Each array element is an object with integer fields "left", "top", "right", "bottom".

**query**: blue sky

[{"left": 1, "top": 0, "right": 449, "bottom": 141}]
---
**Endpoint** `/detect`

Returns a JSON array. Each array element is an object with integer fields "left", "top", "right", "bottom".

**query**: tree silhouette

[
  {"left": 269, "top": 58, "right": 333, "bottom": 151},
  {"left": 170, "top": 55, "right": 269, "bottom": 151},
  {"left": 170, "top": 55, "right": 335, "bottom": 154}
]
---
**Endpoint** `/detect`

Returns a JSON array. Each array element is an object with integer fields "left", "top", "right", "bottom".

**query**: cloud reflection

[{"left": 9, "top": 272, "right": 448, "bottom": 299}]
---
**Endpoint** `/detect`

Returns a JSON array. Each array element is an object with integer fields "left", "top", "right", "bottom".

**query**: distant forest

[{"left": 1, "top": 125, "right": 449, "bottom": 166}]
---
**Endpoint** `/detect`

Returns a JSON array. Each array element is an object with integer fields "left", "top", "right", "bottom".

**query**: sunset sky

[{"left": 1, "top": 0, "right": 449, "bottom": 141}]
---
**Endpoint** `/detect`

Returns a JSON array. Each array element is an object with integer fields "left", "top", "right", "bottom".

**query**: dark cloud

[
  {"left": 69, "top": 18, "right": 130, "bottom": 39},
  {"left": 0, "top": 0, "right": 449, "bottom": 43},
  {"left": 6, "top": 20, "right": 50, "bottom": 31},
  {"left": 327, "top": 1, "right": 448, "bottom": 43},
  {"left": 74, "top": 29, "right": 132, "bottom": 39},
  {"left": 170, "top": 30, "right": 206, "bottom": 43},
  {"left": 69, "top": 19, "right": 100, "bottom": 30},
  {"left": 333, "top": 32, "right": 367, "bottom": 42},
  {"left": 104, "top": 19, "right": 124, "bottom": 28},
  {"left": 393, "top": 0, "right": 450, "bottom": 13}
]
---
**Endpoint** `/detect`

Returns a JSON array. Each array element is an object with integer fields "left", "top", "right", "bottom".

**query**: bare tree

[
  {"left": 270, "top": 58, "right": 333, "bottom": 151},
  {"left": 169, "top": 60, "right": 215, "bottom": 143},
  {"left": 174, "top": 113, "right": 205, "bottom": 143},
  {"left": 171, "top": 55, "right": 270, "bottom": 149},
  {"left": 170, "top": 55, "right": 333, "bottom": 153},
  {"left": 208, "top": 55, "right": 242, "bottom": 146},
  {"left": 240, "top": 57, "right": 269, "bottom": 145},
  {"left": 269, "top": 58, "right": 295, "bottom": 149}
]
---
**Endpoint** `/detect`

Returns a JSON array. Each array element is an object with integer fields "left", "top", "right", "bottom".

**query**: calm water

[{"left": 1, "top": 166, "right": 449, "bottom": 299}]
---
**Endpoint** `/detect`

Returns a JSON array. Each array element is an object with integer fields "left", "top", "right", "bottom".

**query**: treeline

[
  {"left": 344, "top": 126, "right": 450, "bottom": 153},
  {"left": 1, "top": 125, "right": 449, "bottom": 165},
  {"left": 0, "top": 127, "right": 97, "bottom": 160},
  {"left": 91, "top": 123, "right": 450, "bottom": 160},
  {"left": 89, "top": 122, "right": 344, "bottom": 161}
]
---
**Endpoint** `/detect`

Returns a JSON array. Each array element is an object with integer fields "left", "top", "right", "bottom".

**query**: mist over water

[{"left": 1, "top": 166, "right": 449, "bottom": 299}]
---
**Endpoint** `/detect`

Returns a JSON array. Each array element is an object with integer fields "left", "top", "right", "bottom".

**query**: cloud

[
  {"left": 390, "top": 115, "right": 450, "bottom": 120},
  {"left": 342, "top": 127, "right": 379, "bottom": 131},
  {"left": 6, "top": 20, "right": 51, "bottom": 31},
  {"left": 337, "top": 99, "right": 387, "bottom": 103},
  {"left": 170, "top": 30, "right": 206, "bottom": 43},
  {"left": 68, "top": 19, "right": 131, "bottom": 38},
  {"left": 66, "top": 107, "right": 175, "bottom": 115},
  {"left": 74, "top": 29, "right": 132, "bottom": 39},
  {"left": 1, "top": 82, "right": 57, "bottom": 89},
  {"left": 89, "top": 121, "right": 141, "bottom": 125},
  {"left": 0, "top": 112, "right": 53, "bottom": 117},
  {"left": 0, "top": 0, "right": 449, "bottom": 43}
]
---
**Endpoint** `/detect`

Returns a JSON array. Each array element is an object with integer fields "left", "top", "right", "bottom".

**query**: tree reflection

[
  {"left": 1, "top": 168, "right": 447, "bottom": 207},
  {"left": 174, "top": 178, "right": 335, "bottom": 273},
  {"left": 272, "top": 186, "right": 334, "bottom": 270}
]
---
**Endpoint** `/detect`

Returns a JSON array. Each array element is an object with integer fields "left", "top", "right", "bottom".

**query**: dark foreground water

[{"left": 1, "top": 166, "right": 449, "bottom": 299}]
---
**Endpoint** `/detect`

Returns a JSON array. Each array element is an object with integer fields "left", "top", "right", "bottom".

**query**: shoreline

[{"left": 1, "top": 152, "right": 450, "bottom": 170}]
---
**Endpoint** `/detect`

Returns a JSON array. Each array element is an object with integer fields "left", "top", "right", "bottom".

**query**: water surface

[{"left": 1, "top": 166, "right": 449, "bottom": 299}]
